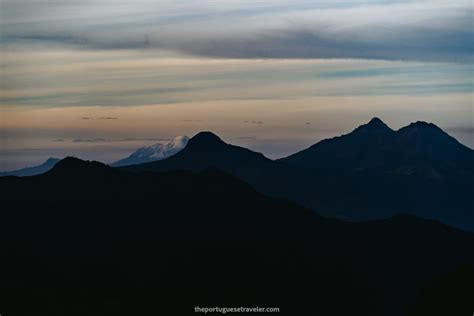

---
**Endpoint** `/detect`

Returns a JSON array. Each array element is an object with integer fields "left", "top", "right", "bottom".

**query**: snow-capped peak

[{"left": 111, "top": 136, "right": 189, "bottom": 167}]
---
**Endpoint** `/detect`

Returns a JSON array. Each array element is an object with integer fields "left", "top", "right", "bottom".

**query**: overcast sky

[
  {"left": 1, "top": 0, "right": 473, "bottom": 169},
  {"left": 2, "top": 0, "right": 472, "bottom": 61}
]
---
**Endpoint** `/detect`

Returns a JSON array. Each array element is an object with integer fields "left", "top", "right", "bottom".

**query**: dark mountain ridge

[
  {"left": 280, "top": 118, "right": 473, "bottom": 175},
  {"left": 1, "top": 157, "right": 473, "bottom": 315},
  {"left": 131, "top": 131, "right": 273, "bottom": 173},
  {"left": 125, "top": 121, "right": 473, "bottom": 231}
]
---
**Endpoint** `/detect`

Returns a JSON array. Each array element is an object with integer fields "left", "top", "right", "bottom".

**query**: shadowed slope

[
  {"left": 124, "top": 126, "right": 473, "bottom": 231},
  {"left": 126, "top": 132, "right": 273, "bottom": 173},
  {"left": 0, "top": 157, "right": 473, "bottom": 315},
  {"left": 280, "top": 118, "right": 473, "bottom": 175}
]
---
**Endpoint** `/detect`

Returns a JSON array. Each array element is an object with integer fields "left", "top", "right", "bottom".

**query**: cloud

[
  {"left": 173, "top": 27, "right": 473, "bottom": 62},
  {"left": 72, "top": 138, "right": 107, "bottom": 143},
  {"left": 81, "top": 117, "right": 118, "bottom": 120},
  {"left": 72, "top": 137, "right": 172, "bottom": 143},
  {"left": 1, "top": 0, "right": 472, "bottom": 62}
]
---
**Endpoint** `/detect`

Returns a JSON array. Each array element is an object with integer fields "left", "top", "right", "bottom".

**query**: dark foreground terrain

[{"left": 1, "top": 158, "right": 473, "bottom": 315}]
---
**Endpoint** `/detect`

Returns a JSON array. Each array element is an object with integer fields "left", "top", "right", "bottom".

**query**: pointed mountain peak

[
  {"left": 186, "top": 131, "right": 227, "bottom": 150},
  {"left": 368, "top": 117, "right": 384, "bottom": 125},
  {"left": 353, "top": 117, "right": 393, "bottom": 134}
]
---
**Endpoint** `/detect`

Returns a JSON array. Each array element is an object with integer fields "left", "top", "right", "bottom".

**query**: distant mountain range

[
  {"left": 1, "top": 157, "right": 473, "bottom": 315},
  {"left": 0, "top": 137, "right": 189, "bottom": 176},
  {"left": 1, "top": 118, "right": 472, "bottom": 231},
  {"left": 125, "top": 118, "right": 473, "bottom": 231},
  {"left": 111, "top": 136, "right": 189, "bottom": 167},
  {"left": 0, "top": 157, "right": 60, "bottom": 176},
  {"left": 279, "top": 117, "right": 473, "bottom": 177}
]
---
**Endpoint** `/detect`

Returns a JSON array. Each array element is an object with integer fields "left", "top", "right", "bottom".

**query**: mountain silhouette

[
  {"left": 125, "top": 131, "right": 282, "bottom": 175},
  {"left": 279, "top": 117, "right": 473, "bottom": 176},
  {"left": 353, "top": 116, "right": 394, "bottom": 134},
  {"left": 1, "top": 157, "right": 473, "bottom": 315},
  {"left": 186, "top": 131, "right": 227, "bottom": 150},
  {"left": 111, "top": 136, "right": 189, "bottom": 167},
  {"left": 0, "top": 157, "right": 60, "bottom": 177},
  {"left": 125, "top": 122, "right": 473, "bottom": 231},
  {"left": 395, "top": 121, "right": 473, "bottom": 173},
  {"left": 123, "top": 131, "right": 304, "bottom": 212}
]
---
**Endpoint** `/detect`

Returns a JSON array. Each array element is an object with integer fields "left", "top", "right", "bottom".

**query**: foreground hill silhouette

[
  {"left": 125, "top": 119, "right": 473, "bottom": 231},
  {"left": 0, "top": 157, "right": 473, "bottom": 315}
]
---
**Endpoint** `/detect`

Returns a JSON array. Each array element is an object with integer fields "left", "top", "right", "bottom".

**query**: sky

[{"left": 1, "top": 0, "right": 473, "bottom": 170}]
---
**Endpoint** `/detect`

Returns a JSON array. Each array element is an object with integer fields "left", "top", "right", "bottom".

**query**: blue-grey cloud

[
  {"left": 1, "top": 0, "right": 472, "bottom": 62},
  {"left": 72, "top": 138, "right": 172, "bottom": 143}
]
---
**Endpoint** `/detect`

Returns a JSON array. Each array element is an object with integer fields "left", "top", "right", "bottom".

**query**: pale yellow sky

[{"left": 1, "top": 46, "right": 473, "bottom": 170}]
